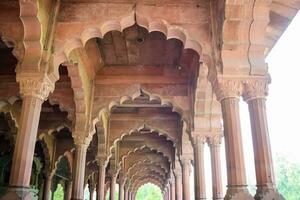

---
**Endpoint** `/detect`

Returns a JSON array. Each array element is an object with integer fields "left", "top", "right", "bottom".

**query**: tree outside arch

[{"left": 136, "top": 183, "right": 162, "bottom": 200}]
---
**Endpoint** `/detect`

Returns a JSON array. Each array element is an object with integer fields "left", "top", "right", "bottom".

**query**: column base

[
  {"left": 255, "top": 187, "right": 285, "bottom": 200},
  {"left": 224, "top": 186, "right": 254, "bottom": 200},
  {"left": 0, "top": 187, "right": 34, "bottom": 200}
]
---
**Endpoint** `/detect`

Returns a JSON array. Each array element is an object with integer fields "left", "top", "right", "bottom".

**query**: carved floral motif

[
  {"left": 243, "top": 78, "right": 270, "bottom": 102},
  {"left": 208, "top": 134, "right": 223, "bottom": 146},
  {"left": 17, "top": 76, "right": 55, "bottom": 101},
  {"left": 213, "top": 79, "right": 243, "bottom": 101}
]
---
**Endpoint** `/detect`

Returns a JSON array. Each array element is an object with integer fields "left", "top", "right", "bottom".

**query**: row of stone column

[{"left": 214, "top": 78, "right": 282, "bottom": 200}]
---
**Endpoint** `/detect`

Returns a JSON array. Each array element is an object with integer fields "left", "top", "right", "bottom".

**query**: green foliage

[
  {"left": 53, "top": 184, "right": 64, "bottom": 200},
  {"left": 136, "top": 183, "right": 162, "bottom": 200},
  {"left": 275, "top": 154, "right": 300, "bottom": 200}
]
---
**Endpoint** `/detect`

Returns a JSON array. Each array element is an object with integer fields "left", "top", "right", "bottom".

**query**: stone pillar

[
  {"left": 208, "top": 136, "right": 223, "bottom": 200},
  {"left": 244, "top": 80, "right": 284, "bottom": 200},
  {"left": 97, "top": 159, "right": 107, "bottom": 200},
  {"left": 119, "top": 179, "right": 125, "bottom": 200},
  {"left": 170, "top": 176, "right": 176, "bottom": 200},
  {"left": 65, "top": 181, "right": 72, "bottom": 200},
  {"left": 215, "top": 79, "right": 253, "bottom": 200},
  {"left": 43, "top": 174, "right": 53, "bottom": 200},
  {"left": 89, "top": 185, "right": 95, "bottom": 200},
  {"left": 124, "top": 184, "right": 129, "bottom": 200},
  {"left": 110, "top": 172, "right": 118, "bottom": 200},
  {"left": 0, "top": 77, "right": 54, "bottom": 200},
  {"left": 72, "top": 143, "right": 88, "bottom": 200},
  {"left": 181, "top": 158, "right": 191, "bottom": 200},
  {"left": 193, "top": 136, "right": 206, "bottom": 200},
  {"left": 174, "top": 169, "right": 182, "bottom": 200},
  {"left": 128, "top": 190, "right": 132, "bottom": 200}
]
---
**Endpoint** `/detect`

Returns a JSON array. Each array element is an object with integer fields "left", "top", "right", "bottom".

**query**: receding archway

[{"left": 135, "top": 183, "right": 163, "bottom": 200}]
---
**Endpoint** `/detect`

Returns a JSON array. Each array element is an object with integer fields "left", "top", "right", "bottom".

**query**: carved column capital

[
  {"left": 173, "top": 168, "right": 182, "bottom": 178},
  {"left": 73, "top": 133, "right": 92, "bottom": 148},
  {"left": 208, "top": 134, "right": 223, "bottom": 147},
  {"left": 17, "top": 74, "right": 55, "bottom": 101},
  {"left": 180, "top": 157, "right": 191, "bottom": 167},
  {"left": 243, "top": 76, "right": 270, "bottom": 102},
  {"left": 193, "top": 134, "right": 207, "bottom": 146},
  {"left": 96, "top": 156, "right": 108, "bottom": 167},
  {"left": 213, "top": 77, "right": 243, "bottom": 101}
]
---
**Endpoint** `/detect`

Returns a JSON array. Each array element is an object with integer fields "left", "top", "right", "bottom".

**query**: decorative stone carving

[
  {"left": 72, "top": 133, "right": 92, "bottom": 148},
  {"left": 243, "top": 76, "right": 270, "bottom": 102},
  {"left": 207, "top": 134, "right": 222, "bottom": 147},
  {"left": 17, "top": 75, "right": 55, "bottom": 101},
  {"left": 213, "top": 78, "right": 243, "bottom": 101}
]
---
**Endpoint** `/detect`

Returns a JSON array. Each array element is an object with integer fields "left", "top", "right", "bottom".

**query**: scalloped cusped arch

[{"left": 52, "top": 12, "right": 203, "bottom": 78}]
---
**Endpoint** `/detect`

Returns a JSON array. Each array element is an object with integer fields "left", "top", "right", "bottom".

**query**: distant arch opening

[
  {"left": 53, "top": 183, "right": 64, "bottom": 200},
  {"left": 136, "top": 183, "right": 163, "bottom": 200}
]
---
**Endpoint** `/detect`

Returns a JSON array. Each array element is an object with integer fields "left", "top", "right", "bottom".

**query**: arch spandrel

[
  {"left": 117, "top": 134, "right": 175, "bottom": 164},
  {"left": 130, "top": 170, "right": 167, "bottom": 187},
  {"left": 126, "top": 159, "right": 170, "bottom": 177},
  {"left": 128, "top": 165, "right": 168, "bottom": 182},
  {"left": 127, "top": 162, "right": 169, "bottom": 178},
  {"left": 124, "top": 151, "right": 170, "bottom": 174},
  {"left": 131, "top": 174, "right": 165, "bottom": 192}
]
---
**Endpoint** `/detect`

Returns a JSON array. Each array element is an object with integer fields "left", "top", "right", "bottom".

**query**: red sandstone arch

[
  {"left": 109, "top": 125, "right": 175, "bottom": 162},
  {"left": 134, "top": 181, "right": 163, "bottom": 195},
  {"left": 128, "top": 165, "right": 168, "bottom": 182},
  {"left": 37, "top": 134, "right": 52, "bottom": 172},
  {"left": 123, "top": 151, "right": 170, "bottom": 179},
  {"left": 130, "top": 170, "right": 166, "bottom": 186},
  {"left": 52, "top": 13, "right": 202, "bottom": 77},
  {"left": 127, "top": 162, "right": 168, "bottom": 178},
  {"left": 126, "top": 159, "right": 169, "bottom": 176},
  {"left": 92, "top": 89, "right": 187, "bottom": 141},
  {"left": 110, "top": 123, "right": 177, "bottom": 148},
  {"left": 120, "top": 146, "right": 172, "bottom": 167},
  {"left": 131, "top": 174, "right": 165, "bottom": 192},
  {"left": 50, "top": 150, "right": 73, "bottom": 178}
]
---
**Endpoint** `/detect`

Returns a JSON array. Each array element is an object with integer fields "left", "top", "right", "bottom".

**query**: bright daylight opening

[{"left": 135, "top": 183, "right": 163, "bottom": 200}]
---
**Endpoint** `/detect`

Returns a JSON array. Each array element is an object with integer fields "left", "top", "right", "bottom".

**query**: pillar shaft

[
  {"left": 194, "top": 137, "right": 206, "bottom": 200},
  {"left": 209, "top": 137, "right": 223, "bottom": 200},
  {"left": 97, "top": 162, "right": 107, "bottom": 200},
  {"left": 119, "top": 182, "right": 125, "bottom": 200},
  {"left": 9, "top": 96, "right": 43, "bottom": 187},
  {"left": 72, "top": 145, "right": 87, "bottom": 200},
  {"left": 174, "top": 171, "right": 182, "bottom": 200},
  {"left": 221, "top": 98, "right": 247, "bottom": 186},
  {"left": 248, "top": 99, "right": 274, "bottom": 186},
  {"left": 43, "top": 175, "right": 53, "bottom": 200},
  {"left": 65, "top": 181, "right": 72, "bottom": 200},
  {"left": 170, "top": 180, "right": 176, "bottom": 200},
  {"left": 181, "top": 160, "right": 190, "bottom": 200},
  {"left": 221, "top": 97, "right": 254, "bottom": 199},
  {"left": 110, "top": 174, "right": 117, "bottom": 200},
  {"left": 89, "top": 188, "right": 94, "bottom": 200},
  {"left": 124, "top": 186, "right": 129, "bottom": 200},
  {"left": 247, "top": 97, "right": 284, "bottom": 199}
]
